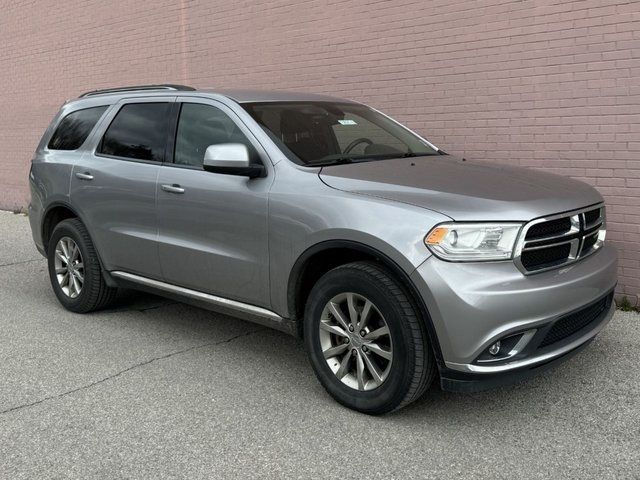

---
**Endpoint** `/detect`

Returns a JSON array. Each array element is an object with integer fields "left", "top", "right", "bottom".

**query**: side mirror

[{"left": 202, "top": 143, "right": 265, "bottom": 178}]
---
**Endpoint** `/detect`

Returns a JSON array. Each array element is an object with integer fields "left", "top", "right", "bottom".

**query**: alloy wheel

[
  {"left": 54, "top": 236, "right": 84, "bottom": 299},
  {"left": 319, "top": 292, "right": 393, "bottom": 391}
]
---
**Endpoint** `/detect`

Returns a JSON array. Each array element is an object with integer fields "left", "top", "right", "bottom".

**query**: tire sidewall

[{"left": 304, "top": 265, "right": 418, "bottom": 414}]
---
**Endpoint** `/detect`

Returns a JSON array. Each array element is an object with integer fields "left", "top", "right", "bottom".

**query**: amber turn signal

[{"left": 425, "top": 226, "right": 449, "bottom": 245}]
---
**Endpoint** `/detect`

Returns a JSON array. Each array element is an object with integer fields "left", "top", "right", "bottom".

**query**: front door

[{"left": 156, "top": 98, "right": 272, "bottom": 308}]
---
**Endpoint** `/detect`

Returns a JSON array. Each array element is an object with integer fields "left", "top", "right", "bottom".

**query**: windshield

[{"left": 242, "top": 102, "right": 440, "bottom": 166}]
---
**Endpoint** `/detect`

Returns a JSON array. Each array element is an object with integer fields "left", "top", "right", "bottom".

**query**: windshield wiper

[
  {"left": 401, "top": 150, "right": 439, "bottom": 158},
  {"left": 305, "top": 151, "right": 438, "bottom": 167},
  {"left": 304, "top": 157, "right": 355, "bottom": 167}
]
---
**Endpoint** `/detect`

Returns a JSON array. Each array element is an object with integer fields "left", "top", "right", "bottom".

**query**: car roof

[
  {"left": 201, "top": 88, "right": 356, "bottom": 104},
  {"left": 72, "top": 85, "right": 356, "bottom": 105}
]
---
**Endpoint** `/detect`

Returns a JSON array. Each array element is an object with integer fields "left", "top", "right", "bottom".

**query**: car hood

[{"left": 319, "top": 156, "right": 603, "bottom": 221}]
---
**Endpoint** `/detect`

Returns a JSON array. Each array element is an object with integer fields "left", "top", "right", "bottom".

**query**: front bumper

[
  {"left": 439, "top": 335, "right": 598, "bottom": 393},
  {"left": 410, "top": 244, "right": 617, "bottom": 382}
]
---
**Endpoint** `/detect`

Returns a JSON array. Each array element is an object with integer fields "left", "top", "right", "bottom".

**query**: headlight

[{"left": 425, "top": 223, "right": 523, "bottom": 261}]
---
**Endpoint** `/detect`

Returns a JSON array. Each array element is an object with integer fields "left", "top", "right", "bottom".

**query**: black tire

[
  {"left": 303, "top": 261, "right": 436, "bottom": 414},
  {"left": 47, "top": 218, "right": 117, "bottom": 313}
]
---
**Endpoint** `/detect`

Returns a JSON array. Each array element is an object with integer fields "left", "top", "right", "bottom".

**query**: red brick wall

[{"left": 1, "top": 0, "right": 638, "bottom": 302}]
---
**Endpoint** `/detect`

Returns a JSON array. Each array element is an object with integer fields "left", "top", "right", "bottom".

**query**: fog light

[{"left": 476, "top": 330, "right": 536, "bottom": 364}]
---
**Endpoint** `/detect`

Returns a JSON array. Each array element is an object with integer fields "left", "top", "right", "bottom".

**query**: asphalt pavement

[{"left": 1, "top": 211, "right": 638, "bottom": 479}]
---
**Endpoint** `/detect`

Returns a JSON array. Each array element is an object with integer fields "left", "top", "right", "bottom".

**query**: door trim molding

[{"left": 110, "top": 271, "right": 295, "bottom": 335}]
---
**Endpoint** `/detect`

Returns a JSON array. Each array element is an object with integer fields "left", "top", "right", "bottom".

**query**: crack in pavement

[
  {"left": 102, "top": 301, "right": 180, "bottom": 314},
  {"left": 0, "top": 258, "right": 42, "bottom": 268},
  {"left": 0, "top": 328, "right": 263, "bottom": 417},
  {"left": 137, "top": 302, "right": 179, "bottom": 312}
]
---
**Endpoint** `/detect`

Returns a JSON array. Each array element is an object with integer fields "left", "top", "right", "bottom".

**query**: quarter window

[
  {"left": 174, "top": 103, "right": 259, "bottom": 168},
  {"left": 48, "top": 106, "right": 108, "bottom": 150},
  {"left": 99, "top": 103, "right": 170, "bottom": 162}
]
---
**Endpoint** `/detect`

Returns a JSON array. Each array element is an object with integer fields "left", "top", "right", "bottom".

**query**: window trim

[
  {"left": 165, "top": 101, "right": 180, "bottom": 165},
  {"left": 93, "top": 152, "right": 169, "bottom": 166},
  {"left": 93, "top": 97, "right": 176, "bottom": 165},
  {"left": 46, "top": 105, "right": 109, "bottom": 152}
]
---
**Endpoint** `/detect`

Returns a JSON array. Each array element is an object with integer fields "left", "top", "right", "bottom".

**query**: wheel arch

[
  {"left": 41, "top": 201, "right": 81, "bottom": 254},
  {"left": 287, "top": 240, "right": 444, "bottom": 367},
  {"left": 41, "top": 201, "right": 116, "bottom": 287}
]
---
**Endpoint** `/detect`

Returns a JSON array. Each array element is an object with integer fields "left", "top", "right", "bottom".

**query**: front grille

[
  {"left": 538, "top": 292, "right": 613, "bottom": 348},
  {"left": 515, "top": 205, "right": 605, "bottom": 274},
  {"left": 526, "top": 217, "right": 571, "bottom": 240},
  {"left": 521, "top": 244, "right": 571, "bottom": 270},
  {"left": 582, "top": 232, "right": 598, "bottom": 254},
  {"left": 584, "top": 209, "right": 601, "bottom": 226}
]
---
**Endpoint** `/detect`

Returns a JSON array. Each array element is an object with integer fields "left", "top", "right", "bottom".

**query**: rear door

[
  {"left": 70, "top": 97, "right": 174, "bottom": 278},
  {"left": 156, "top": 97, "right": 272, "bottom": 307}
]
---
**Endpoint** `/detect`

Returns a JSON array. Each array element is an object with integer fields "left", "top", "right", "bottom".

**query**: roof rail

[{"left": 79, "top": 84, "right": 196, "bottom": 98}]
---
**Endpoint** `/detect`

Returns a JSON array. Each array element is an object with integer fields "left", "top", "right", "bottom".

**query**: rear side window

[
  {"left": 98, "top": 103, "right": 170, "bottom": 162},
  {"left": 47, "top": 106, "right": 108, "bottom": 150}
]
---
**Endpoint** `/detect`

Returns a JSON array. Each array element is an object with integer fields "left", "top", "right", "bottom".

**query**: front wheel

[{"left": 304, "top": 261, "right": 436, "bottom": 414}]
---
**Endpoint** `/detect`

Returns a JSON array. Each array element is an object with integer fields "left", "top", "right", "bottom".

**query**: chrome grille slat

[
  {"left": 585, "top": 220, "right": 603, "bottom": 230},
  {"left": 514, "top": 204, "right": 606, "bottom": 275},
  {"left": 524, "top": 225, "right": 580, "bottom": 244},
  {"left": 524, "top": 238, "right": 581, "bottom": 251}
]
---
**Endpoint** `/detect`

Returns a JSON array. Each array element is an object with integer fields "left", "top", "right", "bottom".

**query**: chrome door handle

[
  {"left": 75, "top": 172, "right": 94, "bottom": 181},
  {"left": 161, "top": 184, "right": 185, "bottom": 194}
]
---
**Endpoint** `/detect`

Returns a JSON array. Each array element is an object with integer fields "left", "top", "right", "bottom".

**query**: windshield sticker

[{"left": 338, "top": 119, "right": 357, "bottom": 125}]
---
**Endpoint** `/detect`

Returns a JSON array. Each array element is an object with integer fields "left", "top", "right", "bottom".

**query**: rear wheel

[
  {"left": 304, "top": 261, "right": 435, "bottom": 414},
  {"left": 47, "top": 218, "right": 117, "bottom": 313}
]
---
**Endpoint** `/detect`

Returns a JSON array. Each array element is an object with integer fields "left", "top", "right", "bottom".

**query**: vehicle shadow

[{"left": 102, "top": 289, "right": 611, "bottom": 423}]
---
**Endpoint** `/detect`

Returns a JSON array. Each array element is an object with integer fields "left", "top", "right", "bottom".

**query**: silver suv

[{"left": 29, "top": 85, "right": 617, "bottom": 414}]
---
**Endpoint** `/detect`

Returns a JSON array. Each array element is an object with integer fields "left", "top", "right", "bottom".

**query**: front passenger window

[{"left": 174, "top": 103, "right": 259, "bottom": 168}]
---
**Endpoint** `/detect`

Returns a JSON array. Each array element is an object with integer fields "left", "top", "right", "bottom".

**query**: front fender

[{"left": 267, "top": 161, "right": 450, "bottom": 318}]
